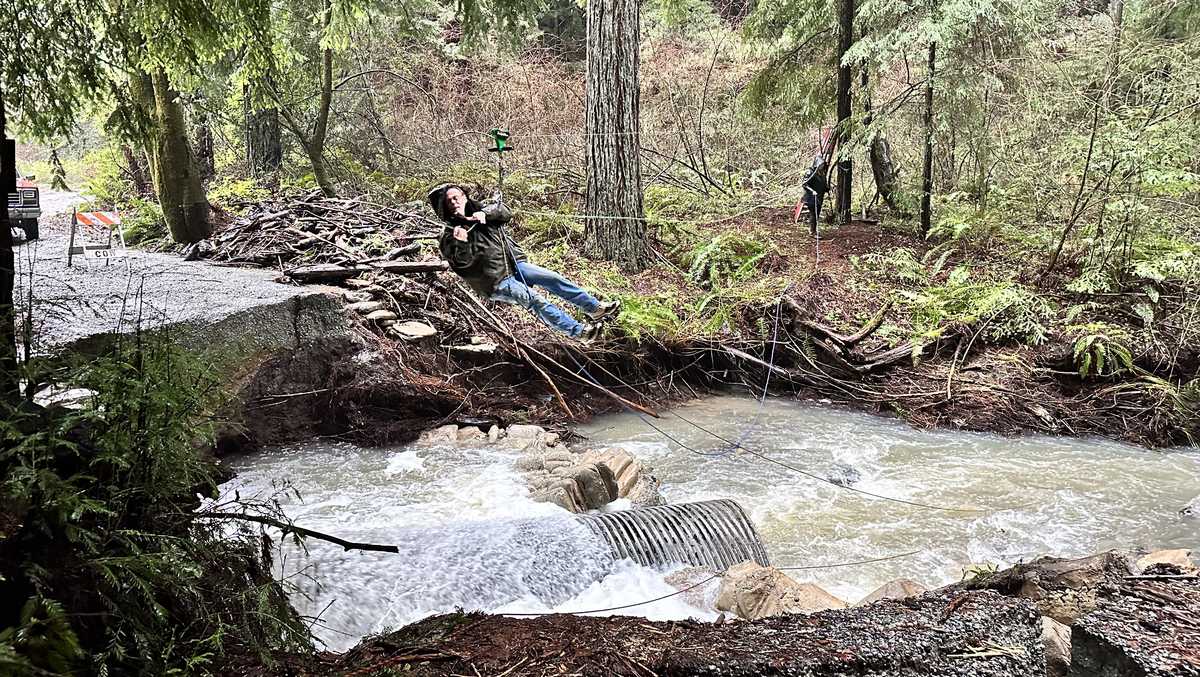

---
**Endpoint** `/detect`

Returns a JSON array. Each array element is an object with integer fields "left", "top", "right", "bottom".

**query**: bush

[
  {"left": 1068, "top": 323, "right": 1134, "bottom": 378},
  {"left": 118, "top": 198, "right": 168, "bottom": 246},
  {"left": 614, "top": 293, "right": 683, "bottom": 340},
  {"left": 0, "top": 336, "right": 311, "bottom": 674}
]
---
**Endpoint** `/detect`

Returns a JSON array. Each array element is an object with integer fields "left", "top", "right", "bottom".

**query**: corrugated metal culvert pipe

[{"left": 576, "top": 499, "right": 770, "bottom": 570}]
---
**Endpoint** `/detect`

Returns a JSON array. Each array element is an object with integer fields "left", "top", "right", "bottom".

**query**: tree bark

[
  {"left": 583, "top": 0, "right": 650, "bottom": 271},
  {"left": 0, "top": 83, "right": 18, "bottom": 401},
  {"left": 244, "top": 82, "right": 283, "bottom": 178},
  {"left": 194, "top": 109, "right": 214, "bottom": 182},
  {"left": 149, "top": 71, "right": 211, "bottom": 243},
  {"left": 248, "top": 107, "right": 282, "bottom": 174},
  {"left": 834, "top": 0, "right": 855, "bottom": 223},
  {"left": 122, "top": 144, "right": 151, "bottom": 196},
  {"left": 309, "top": 0, "right": 336, "bottom": 197},
  {"left": 129, "top": 72, "right": 159, "bottom": 195},
  {"left": 862, "top": 67, "right": 902, "bottom": 214},
  {"left": 920, "top": 41, "right": 936, "bottom": 235}
]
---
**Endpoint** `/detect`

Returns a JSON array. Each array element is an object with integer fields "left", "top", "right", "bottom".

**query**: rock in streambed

[{"left": 415, "top": 423, "right": 664, "bottom": 513}]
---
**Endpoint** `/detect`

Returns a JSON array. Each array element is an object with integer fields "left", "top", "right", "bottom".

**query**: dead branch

[{"left": 196, "top": 511, "right": 400, "bottom": 553}]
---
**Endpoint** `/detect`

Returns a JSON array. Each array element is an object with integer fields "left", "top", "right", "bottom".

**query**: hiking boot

[
  {"left": 587, "top": 299, "right": 622, "bottom": 321},
  {"left": 578, "top": 323, "right": 603, "bottom": 343}
]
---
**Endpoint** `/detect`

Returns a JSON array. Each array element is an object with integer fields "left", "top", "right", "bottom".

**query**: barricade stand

[{"left": 68, "top": 208, "right": 130, "bottom": 271}]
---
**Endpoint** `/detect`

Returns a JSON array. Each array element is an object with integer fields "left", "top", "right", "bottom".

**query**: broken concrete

[
  {"left": 1042, "top": 616, "right": 1072, "bottom": 677},
  {"left": 950, "top": 550, "right": 1136, "bottom": 624},
  {"left": 1135, "top": 549, "right": 1197, "bottom": 574},
  {"left": 857, "top": 578, "right": 928, "bottom": 605}
]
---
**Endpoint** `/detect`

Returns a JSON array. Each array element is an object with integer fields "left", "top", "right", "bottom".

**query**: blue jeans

[{"left": 490, "top": 262, "right": 601, "bottom": 337}]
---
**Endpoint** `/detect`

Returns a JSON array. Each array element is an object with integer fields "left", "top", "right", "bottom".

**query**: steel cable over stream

[
  {"left": 501, "top": 550, "right": 923, "bottom": 617},
  {"left": 497, "top": 208, "right": 987, "bottom": 513}
]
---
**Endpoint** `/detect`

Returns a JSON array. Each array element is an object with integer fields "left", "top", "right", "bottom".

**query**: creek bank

[
  {"left": 287, "top": 548, "right": 1198, "bottom": 677},
  {"left": 312, "top": 590, "right": 1046, "bottom": 676},
  {"left": 66, "top": 191, "right": 1188, "bottom": 455}
]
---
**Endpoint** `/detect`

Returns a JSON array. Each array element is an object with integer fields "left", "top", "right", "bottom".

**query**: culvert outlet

[{"left": 576, "top": 499, "right": 770, "bottom": 570}]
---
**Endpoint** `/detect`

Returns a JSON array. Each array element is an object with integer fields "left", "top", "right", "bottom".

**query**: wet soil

[{"left": 275, "top": 590, "right": 1045, "bottom": 677}]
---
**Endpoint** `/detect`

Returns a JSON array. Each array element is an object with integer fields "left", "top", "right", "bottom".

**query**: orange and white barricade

[{"left": 68, "top": 208, "right": 130, "bottom": 269}]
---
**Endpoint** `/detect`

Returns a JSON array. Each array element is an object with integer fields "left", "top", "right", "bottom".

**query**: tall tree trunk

[
  {"left": 244, "top": 84, "right": 283, "bottom": 177},
  {"left": 0, "top": 84, "right": 18, "bottom": 401},
  {"left": 194, "top": 110, "right": 214, "bottom": 182},
  {"left": 149, "top": 71, "right": 211, "bottom": 243},
  {"left": 248, "top": 108, "right": 282, "bottom": 174},
  {"left": 122, "top": 144, "right": 151, "bottom": 196},
  {"left": 834, "top": 0, "right": 854, "bottom": 224},
  {"left": 310, "top": 0, "right": 336, "bottom": 198},
  {"left": 920, "top": 41, "right": 936, "bottom": 235},
  {"left": 862, "top": 67, "right": 902, "bottom": 214},
  {"left": 583, "top": 0, "right": 649, "bottom": 271},
  {"left": 129, "top": 72, "right": 159, "bottom": 196}
]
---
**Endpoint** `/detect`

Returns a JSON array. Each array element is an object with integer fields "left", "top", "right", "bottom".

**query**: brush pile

[{"left": 209, "top": 190, "right": 447, "bottom": 281}]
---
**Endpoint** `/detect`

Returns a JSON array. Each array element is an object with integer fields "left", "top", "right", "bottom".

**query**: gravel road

[{"left": 15, "top": 189, "right": 331, "bottom": 354}]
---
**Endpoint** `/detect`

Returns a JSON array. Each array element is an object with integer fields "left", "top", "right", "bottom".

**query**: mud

[{"left": 297, "top": 590, "right": 1044, "bottom": 677}]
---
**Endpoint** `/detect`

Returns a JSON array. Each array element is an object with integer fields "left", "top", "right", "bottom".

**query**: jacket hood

[{"left": 427, "top": 183, "right": 480, "bottom": 223}]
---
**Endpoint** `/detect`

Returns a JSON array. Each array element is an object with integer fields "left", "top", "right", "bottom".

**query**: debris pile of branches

[{"left": 210, "top": 190, "right": 448, "bottom": 282}]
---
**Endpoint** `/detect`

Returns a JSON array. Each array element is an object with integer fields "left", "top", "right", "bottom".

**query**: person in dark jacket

[
  {"left": 429, "top": 183, "right": 620, "bottom": 340},
  {"left": 794, "top": 128, "right": 834, "bottom": 236},
  {"left": 800, "top": 157, "right": 829, "bottom": 236}
]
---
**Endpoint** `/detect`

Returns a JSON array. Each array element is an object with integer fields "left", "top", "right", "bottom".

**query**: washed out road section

[{"left": 16, "top": 189, "right": 342, "bottom": 355}]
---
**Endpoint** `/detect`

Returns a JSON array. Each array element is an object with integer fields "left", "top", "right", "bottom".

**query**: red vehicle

[{"left": 7, "top": 170, "right": 41, "bottom": 241}]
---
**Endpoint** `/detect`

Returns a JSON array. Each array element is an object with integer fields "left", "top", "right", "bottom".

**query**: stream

[{"left": 221, "top": 396, "right": 1200, "bottom": 650}]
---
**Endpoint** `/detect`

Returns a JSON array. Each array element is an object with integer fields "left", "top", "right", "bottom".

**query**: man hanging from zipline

[{"left": 430, "top": 183, "right": 620, "bottom": 342}]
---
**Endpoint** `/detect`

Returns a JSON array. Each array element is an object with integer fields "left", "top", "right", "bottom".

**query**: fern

[
  {"left": 1068, "top": 324, "right": 1134, "bottom": 378},
  {"left": 682, "top": 232, "right": 770, "bottom": 289}
]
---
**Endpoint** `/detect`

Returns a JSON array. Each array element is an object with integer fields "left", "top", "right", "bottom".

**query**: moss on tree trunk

[
  {"left": 130, "top": 71, "right": 212, "bottom": 244},
  {"left": 150, "top": 72, "right": 211, "bottom": 244}
]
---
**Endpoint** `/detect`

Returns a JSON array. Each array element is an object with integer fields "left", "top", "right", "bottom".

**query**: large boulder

[
  {"left": 527, "top": 462, "right": 618, "bottom": 512},
  {"left": 418, "top": 424, "right": 460, "bottom": 445},
  {"left": 1135, "top": 548, "right": 1197, "bottom": 574},
  {"left": 716, "top": 561, "right": 847, "bottom": 620},
  {"left": 1042, "top": 616, "right": 1072, "bottom": 677},
  {"left": 579, "top": 447, "right": 664, "bottom": 507},
  {"left": 856, "top": 578, "right": 928, "bottom": 606},
  {"left": 503, "top": 424, "right": 558, "bottom": 454}
]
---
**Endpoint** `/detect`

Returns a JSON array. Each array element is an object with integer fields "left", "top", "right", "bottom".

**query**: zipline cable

[
  {"left": 662, "top": 411, "right": 984, "bottom": 514},
  {"left": 501, "top": 549, "right": 924, "bottom": 617},
  {"left": 484, "top": 130, "right": 983, "bottom": 514}
]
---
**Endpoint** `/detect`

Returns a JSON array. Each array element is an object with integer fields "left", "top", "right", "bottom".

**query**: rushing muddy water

[{"left": 222, "top": 396, "right": 1200, "bottom": 650}]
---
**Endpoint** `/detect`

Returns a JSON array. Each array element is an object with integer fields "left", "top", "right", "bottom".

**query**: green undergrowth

[{"left": 0, "top": 337, "right": 311, "bottom": 675}]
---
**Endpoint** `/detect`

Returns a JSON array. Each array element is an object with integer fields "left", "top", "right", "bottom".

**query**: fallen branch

[
  {"left": 720, "top": 344, "right": 814, "bottom": 384},
  {"left": 372, "top": 260, "right": 448, "bottom": 274},
  {"left": 196, "top": 511, "right": 400, "bottom": 553},
  {"left": 453, "top": 284, "right": 576, "bottom": 419},
  {"left": 285, "top": 263, "right": 373, "bottom": 282}
]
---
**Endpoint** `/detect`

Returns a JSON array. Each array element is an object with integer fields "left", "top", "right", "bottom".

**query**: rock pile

[{"left": 415, "top": 423, "right": 663, "bottom": 513}]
